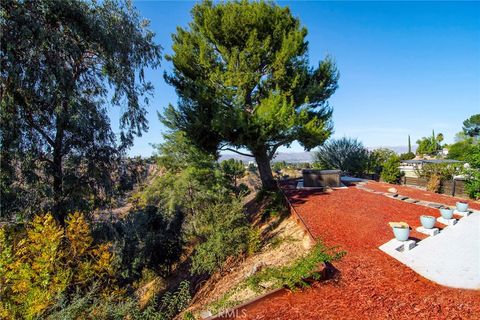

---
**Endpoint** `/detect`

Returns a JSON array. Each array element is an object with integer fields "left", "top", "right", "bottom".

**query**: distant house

[
  {"left": 399, "top": 159, "right": 463, "bottom": 178},
  {"left": 246, "top": 160, "right": 257, "bottom": 169}
]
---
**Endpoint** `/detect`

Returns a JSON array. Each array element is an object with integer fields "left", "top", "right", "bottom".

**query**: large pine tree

[{"left": 163, "top": 0, "right": 339, "bottom": 189}]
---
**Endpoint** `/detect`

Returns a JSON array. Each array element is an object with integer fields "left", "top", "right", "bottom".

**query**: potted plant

[
  {"left": 389, "top": 222, "right": 410, "bottom": 241},
  {"left": 420, "top": 215, "right": 436, "bottom": 229},
  {"left": 456, "top": 201, "right": 469, "bottom": 212},
  {"left": 439, "top": 207, "right": 454, "bottom": 219}
]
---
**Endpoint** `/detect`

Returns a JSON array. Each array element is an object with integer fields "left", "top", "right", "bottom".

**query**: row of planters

[{"left": 390, "top": 201, "right": 470, "bottom": 241}]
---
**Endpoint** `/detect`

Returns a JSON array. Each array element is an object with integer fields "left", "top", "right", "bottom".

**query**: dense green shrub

[
  {"left": 464, "top": 169, "right": 480, "bottom": 200},
  {"left": 465, "top": 144, "right": 480, "bottom": 169},
  {"left": 133, "top": 130, "right": 255, "bottom": 277},
  {"left": 46, "top": 280, "right": 191, "bottom": 320},
  {"left": 237, "top": 183, "right": 251, "bottom": 196},
  {"left": 447, "top": 139, "right": 475, "bottom": 161},
  {"left": 272, "top": 161, "right": 289, "bottom": 172},
  {"left": 247, "top": 228, "right": 262, "bottom": 255},
  {"left": 313, "top": 137, "right": 369, "bottom": 176},
  {"left": 380, "top": 155, "right": 402, "bottom": 184},
  {"left": 190, "top": 201, "right": 250, "bottom": 275},
  {"left": 368, "top": 148, "right": 397, "bottom": 175},
  {"left": 399, "top": 152, "right": 415, "bottom": 160},
  {"left": 93, "top": 207, "right": 184, "bottom": 280},
  {"left": 256, "top": 189, "right": 289, "bottom": 221},
  {"left": 414, "top": 162, "right": 463, "bottom": 192},
  {"left": 415, "top": 163, "right": 463, "bottom": 181},
  {"left": 246, "top": 243, "right": 345, "bottom": 291}
]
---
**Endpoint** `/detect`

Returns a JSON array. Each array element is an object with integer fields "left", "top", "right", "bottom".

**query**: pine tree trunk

[{"left": 254, "top": 150, "right": 277, "bottom": 190}]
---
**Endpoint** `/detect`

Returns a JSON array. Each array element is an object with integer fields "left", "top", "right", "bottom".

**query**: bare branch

[
  {"left": 268, "top": 138, "right": 293, "bottom": 160},
  {"left": 24, "top": 111, "right": 55, "bottom": 147},
  {"left": 219, "top": 147, "right": 254, "bottom": 158},
  {"left": 38, "top": 154, "right": 54, "bottom": 165}
]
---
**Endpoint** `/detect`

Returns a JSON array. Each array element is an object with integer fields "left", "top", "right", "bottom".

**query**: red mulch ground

[
  {"left": 365, "top": 180, "right": 480, "bottom": 211},
  {"left": 233, "top": 186, "right": 480, "bottom": 320}
]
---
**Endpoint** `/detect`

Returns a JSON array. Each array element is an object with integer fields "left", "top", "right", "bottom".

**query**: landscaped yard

[
  {"left": 364, "top": 181, "right": 480, "bottom": 211},
  {"left": 2, "top": 1, "right": 479, "bottom": 319},
  {"left": 232, "top": 185, "right": 480, "bottom": 319}
]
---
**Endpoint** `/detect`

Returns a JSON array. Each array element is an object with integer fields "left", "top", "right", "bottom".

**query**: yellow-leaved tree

[{"left": 0, "top": 212, "right": 115, "bottom": 319}]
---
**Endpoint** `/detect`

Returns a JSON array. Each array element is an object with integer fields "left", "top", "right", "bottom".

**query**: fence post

[{"left": 452, "top": 179, "right": 456, "bottom": 197}]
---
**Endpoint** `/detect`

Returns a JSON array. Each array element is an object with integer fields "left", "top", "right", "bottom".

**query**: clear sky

[{"left": 108, "top": 1, "right": 480, "bottom": 157}]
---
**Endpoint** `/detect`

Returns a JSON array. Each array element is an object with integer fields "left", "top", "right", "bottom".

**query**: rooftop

[{"left": 401, "top": 159, "right": 463, "bottom": 164}]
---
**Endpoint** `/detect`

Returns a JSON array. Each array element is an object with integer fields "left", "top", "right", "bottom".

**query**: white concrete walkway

[{"left": 380, "top": 212, "right": 480, "bottom": 289}]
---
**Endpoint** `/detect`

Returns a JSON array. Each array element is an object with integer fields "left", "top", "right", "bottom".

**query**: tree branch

[
  {"left": 38, "top": 153, "right": 54, "bottom": 165},
  {"left": 24, "top": 110, "right": 55, "bottom": 147},
  {"left": 268, "top": 139, "right": 293, "bottom": 160},
  {"left": 219, "top": 147, "right": 254, "bottom": 158}
]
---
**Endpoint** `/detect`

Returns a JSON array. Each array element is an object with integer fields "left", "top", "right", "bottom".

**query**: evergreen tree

[
  {"left": 0, "top": 0, "right": 161, "bottom": 221},
  {"left": 162, "top": 0, "right": 338, "bottom": 190},
  {"left": 220, "top": 159, "right": 245, "bottom": 188},
  {"left": 463, "top": 114, "right": 480, "bottom": 138}
]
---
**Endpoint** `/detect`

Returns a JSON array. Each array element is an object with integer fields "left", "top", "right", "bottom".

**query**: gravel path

[{"left": 365, "top": 181, "right": 480, "bottom": 211}]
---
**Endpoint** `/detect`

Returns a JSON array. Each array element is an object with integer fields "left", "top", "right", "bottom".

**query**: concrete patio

[{"left": 380, "top": 211, "right": 480, "bottom": 289}]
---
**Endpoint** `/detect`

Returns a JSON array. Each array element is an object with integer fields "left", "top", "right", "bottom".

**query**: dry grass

[{"left": 184, "top": 212, "right": 311, "bottom": 318}]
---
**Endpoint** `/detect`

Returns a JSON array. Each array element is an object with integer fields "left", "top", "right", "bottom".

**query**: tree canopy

[
  {"left": 380, "top": 155, "right": 402, "bottom": 184},
  {"left": 416, "top": 130, "right": 443, "bottom": 156},
  {"left": 0, "top": 0, "right": 161, "bottom": 221},
  {"left": 369, "top": 148, "right": 397, "bottom": 175},
  {"left": 220, "top": 158, "right": 245, "bottom": 188},
  {"left": 463, "top": 114, "right": 480, "bottom": 138},
  {"left": 162, "top": 0, "right": 339, "bottom": 189},
  {"left": 447, "top": 137, "right": 476, "bottom": 162}
]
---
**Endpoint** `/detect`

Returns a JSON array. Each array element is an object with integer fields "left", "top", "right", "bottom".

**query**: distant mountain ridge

[
  {"left": 368, "top": 145, "right": 418, "bottom": 154},
  {"left": 219, "top": 145, "right": 417, "bottom": 163},
  {"left": 219, "top": 152, "right": 312, "bottom": 163}
]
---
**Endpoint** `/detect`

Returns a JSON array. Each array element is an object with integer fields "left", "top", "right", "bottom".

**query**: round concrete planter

[
  {"left": 420, "top": 215, "right": 436, "bottom": 229},
  {"left": 439, "top": 208, "right": 454, "bottom": 219},
  {"left": 392, "top": 227, "right": 410, "bottom": 241},
  {"left": 456, "top": 202, "right": 469, "bottom": 212}
]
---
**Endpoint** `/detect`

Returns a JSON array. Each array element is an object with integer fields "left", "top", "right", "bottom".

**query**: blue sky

[{"left": 108, "top": 1, "right": 480, "bottom": 157}]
